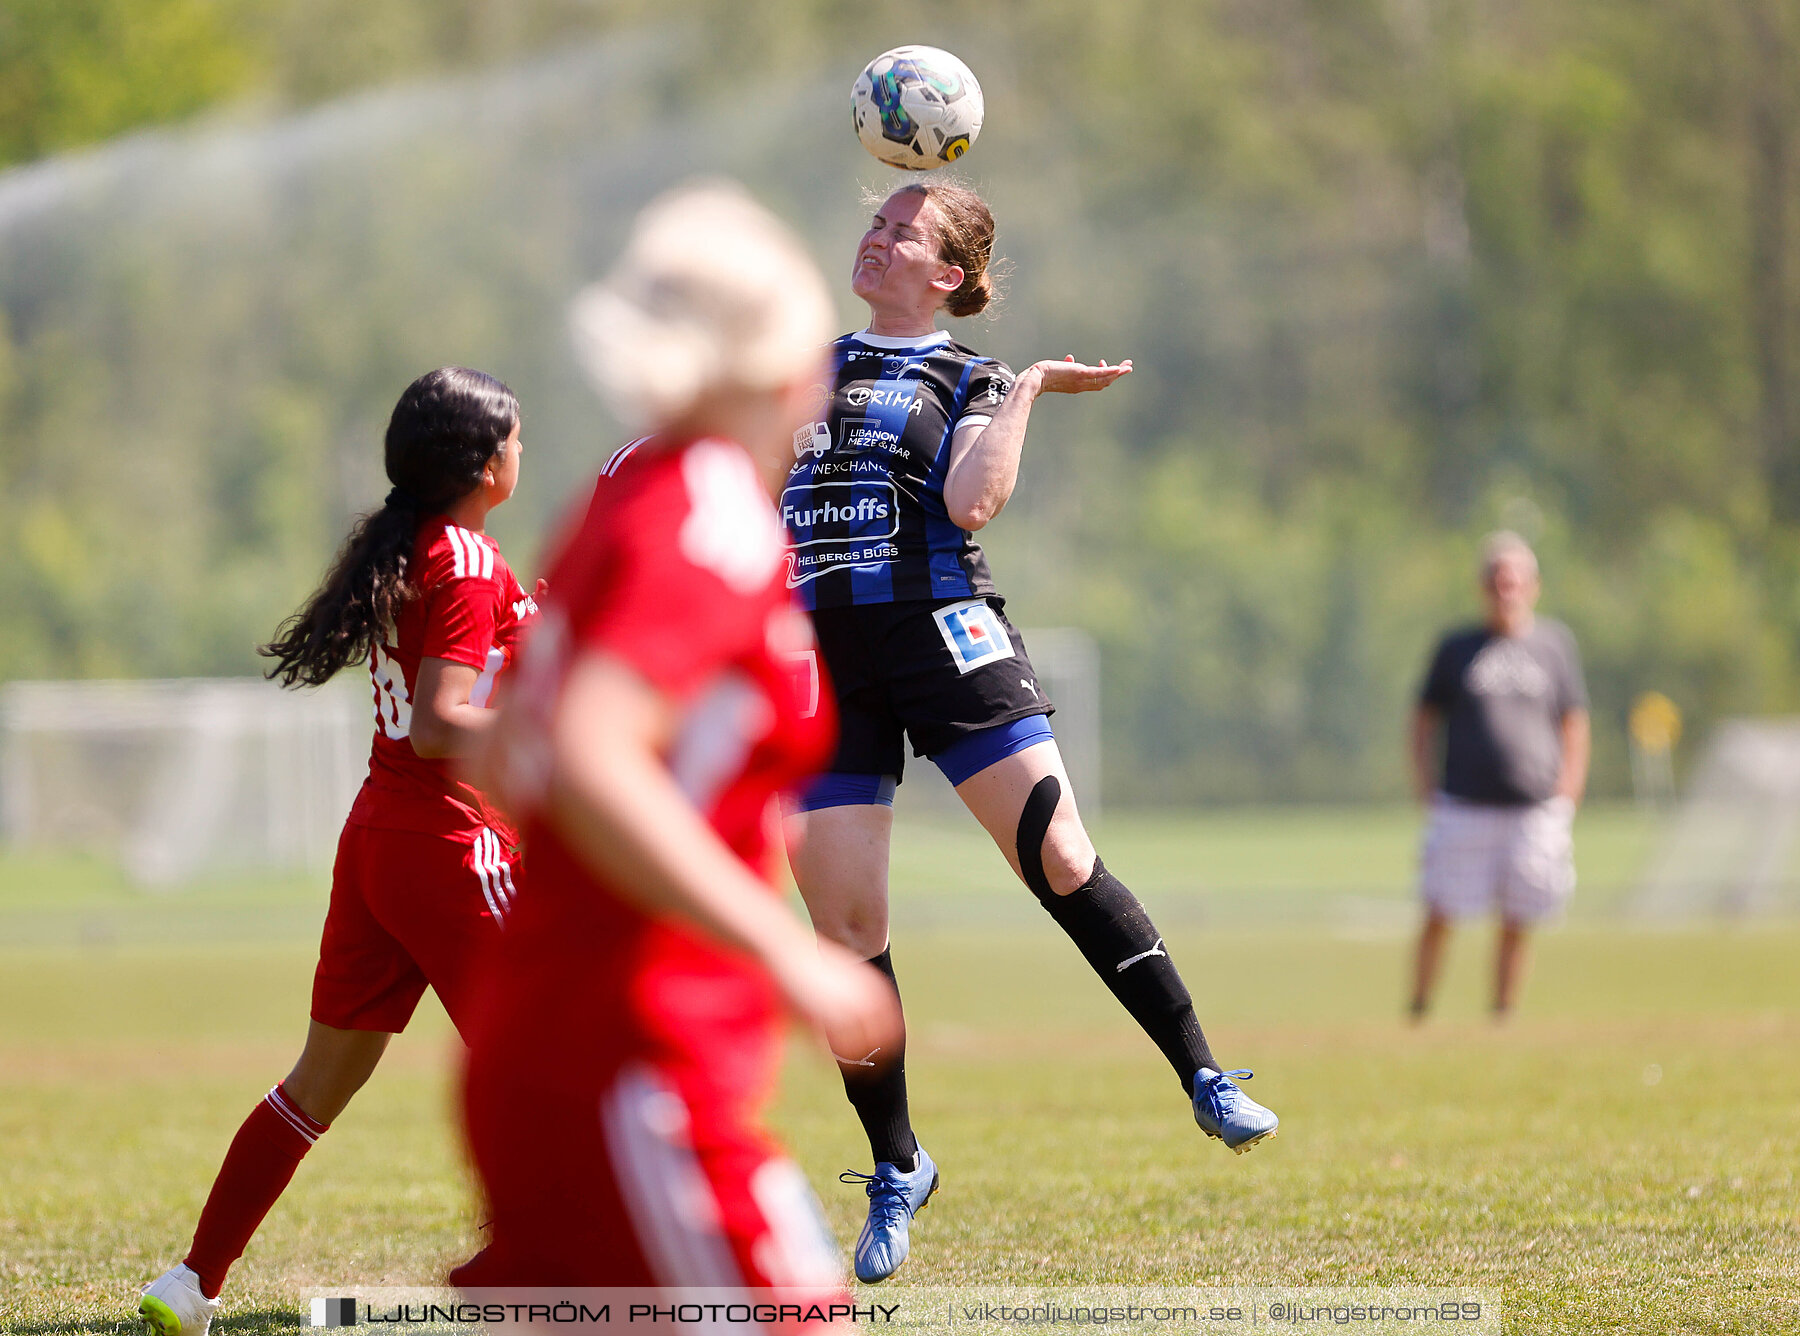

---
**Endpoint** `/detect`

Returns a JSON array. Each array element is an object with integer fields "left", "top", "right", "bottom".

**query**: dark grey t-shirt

[{"left": 1420, "top": 619, "right": 1588, "bottom": 805}]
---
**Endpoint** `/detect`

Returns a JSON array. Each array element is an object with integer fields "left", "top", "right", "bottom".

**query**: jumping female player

[
  {"left": 783, "top": 182, "right": 1281, "bottom": 1283},
  {"left": 139, "top": 368, "right": 535, "bottom": 1335},
  {"left": 454, "top": 184, "right": 901, "bottom": 1293}
]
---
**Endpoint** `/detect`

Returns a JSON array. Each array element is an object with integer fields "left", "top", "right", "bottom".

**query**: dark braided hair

[{"left": 261, "top": 367, "right": 520, "bottom": 687}]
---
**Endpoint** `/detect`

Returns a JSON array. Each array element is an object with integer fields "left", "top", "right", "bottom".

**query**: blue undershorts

[{"left": 794, "top": 713, "right": 1056, "bottom": 811}]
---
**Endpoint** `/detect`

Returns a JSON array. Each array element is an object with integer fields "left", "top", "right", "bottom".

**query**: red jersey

[
  {"left": 497, "top": 435, "right": 833, "bottom": 1053},
  {"left": 348, "top": 517, "right": 535, "bottom": 840}
]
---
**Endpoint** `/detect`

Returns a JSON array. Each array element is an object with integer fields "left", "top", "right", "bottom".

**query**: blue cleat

[
  {"left": 839, "top": 1146, "right": 939, "bottom": 1283},
  {"left": 1192, "top": 1067, "right": 1279, "bottom": 1154}
]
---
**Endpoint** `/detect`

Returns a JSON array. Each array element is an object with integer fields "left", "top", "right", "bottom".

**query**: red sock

[{"left": 183, "top": 1083, "right": 328, "bottom": 1299}]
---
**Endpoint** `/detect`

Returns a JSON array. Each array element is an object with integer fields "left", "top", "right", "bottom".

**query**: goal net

[
  {"left": 0, "top": 678, "right": 368, "bottom": 887},
  {"left": 0, "top": 626, "right": 1102, "bottom": 887},
  {"left": 1630, "top": 717, "right": 1800, "bottom": 920}
]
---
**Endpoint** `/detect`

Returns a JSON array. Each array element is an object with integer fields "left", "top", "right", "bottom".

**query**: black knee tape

[{"left": 1017, "top": 774, "right": 1061, "bottom": 902}]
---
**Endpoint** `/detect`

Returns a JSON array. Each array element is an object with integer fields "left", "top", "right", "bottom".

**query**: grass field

[{"left": 3, "top": 807, "right": 1798, "bottom": 1334}]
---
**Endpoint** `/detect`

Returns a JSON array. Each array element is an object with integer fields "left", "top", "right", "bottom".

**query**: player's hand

[
  {"left": 1030, "top": 355, "right": 1132, "bottom": 395},
  {"left": 776, "top": 937, "right": 904, "bottom": 1070}
]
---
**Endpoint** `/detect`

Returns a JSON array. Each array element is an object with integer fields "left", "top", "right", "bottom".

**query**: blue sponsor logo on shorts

[{"left": 933, "top": 599, "right": 1015, "bottom": 675}]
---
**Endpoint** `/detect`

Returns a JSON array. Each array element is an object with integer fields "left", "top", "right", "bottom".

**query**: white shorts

[{"left": 1418, "top": 794, "right": 1576, "bottom": 923}]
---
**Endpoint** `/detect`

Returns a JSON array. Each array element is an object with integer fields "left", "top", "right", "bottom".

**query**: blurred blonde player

[
  {"left": 453, "top": 183, "right": 901, "bottom": 1296},
  {"left": 1409, "top": 531, "right": 1590, "bottom": 1021}
]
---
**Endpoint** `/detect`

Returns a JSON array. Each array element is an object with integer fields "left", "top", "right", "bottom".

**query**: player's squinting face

[{"left": 852, "top": 191, "right": 955, "bottom": 311}]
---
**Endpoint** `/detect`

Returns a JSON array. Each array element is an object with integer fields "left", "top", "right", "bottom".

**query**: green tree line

[{"left": 1, "top": 0, "right": 1796, "bottom": 804}]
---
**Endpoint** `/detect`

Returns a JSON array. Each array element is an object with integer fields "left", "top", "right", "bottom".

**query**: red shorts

[
  {"left": 458, "top": 1007, "right": 844, "bottom": 1295},
  {"left": 311, "top": 821, "right": 520, "bottom": 1037}
]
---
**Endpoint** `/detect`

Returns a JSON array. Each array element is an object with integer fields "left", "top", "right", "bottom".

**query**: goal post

[
  {"left": 0, "top": 678, "right": 368, "bottom": 888},
  {"left": 1629, "top": 717, "right": 1800, "bottom": 920}
]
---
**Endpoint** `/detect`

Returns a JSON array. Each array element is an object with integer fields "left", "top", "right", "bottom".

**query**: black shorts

[{"left": 810, "top": 596, "right": 1054, "bottom": 780}]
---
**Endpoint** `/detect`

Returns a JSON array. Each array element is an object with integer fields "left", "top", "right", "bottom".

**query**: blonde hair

[{"left": 570, "top": 181, "right": 834, "bottom": 431}]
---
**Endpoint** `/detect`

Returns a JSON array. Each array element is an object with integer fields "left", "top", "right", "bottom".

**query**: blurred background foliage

[{"left": 1, "top": 0, "right": 1797, "bottom": 804}]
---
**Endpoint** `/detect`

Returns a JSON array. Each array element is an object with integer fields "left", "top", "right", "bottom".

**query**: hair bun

[{"left": 947, "top": 270, "right": 994, "bottom": 318}]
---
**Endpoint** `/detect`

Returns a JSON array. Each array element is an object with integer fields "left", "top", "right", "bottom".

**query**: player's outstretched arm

[
  {"left": 943, "top": 355, "right": 1131, "bottom": 531},
  {"left": 504, "top": 649, "right": 902, "bottom": 1061}
]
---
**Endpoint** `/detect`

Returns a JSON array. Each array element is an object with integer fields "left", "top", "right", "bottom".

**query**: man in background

[{"left": 1408, "top": 531, "right": 1590, "bottom": 1021}]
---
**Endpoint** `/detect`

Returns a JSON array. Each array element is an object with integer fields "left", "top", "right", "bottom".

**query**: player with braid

[
  {"left": 782, "top": 181, "right": 1280, "bottom": 1283},
  {"left": 138, "top": 368, "right": 536, "bottom": 1335}
]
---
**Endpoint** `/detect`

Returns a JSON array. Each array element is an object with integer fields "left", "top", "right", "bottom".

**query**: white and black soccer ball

[{"left": 850, "top": 46, "right": 984, "bottom": 171}]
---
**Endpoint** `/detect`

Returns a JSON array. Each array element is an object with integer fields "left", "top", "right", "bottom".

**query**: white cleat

[{"left": 139, "top": 1264, "right": 219, "bottom": 1336}]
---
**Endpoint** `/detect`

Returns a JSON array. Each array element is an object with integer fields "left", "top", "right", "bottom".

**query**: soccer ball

[{"left": 850, "top": 46, "right": 984, "bottom": 171}]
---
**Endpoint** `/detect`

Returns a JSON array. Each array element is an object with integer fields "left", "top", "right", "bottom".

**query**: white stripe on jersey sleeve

[
  {"left": 602, "top": 436, "right": 650, "bottom": 477},
  {"left": 444, "top": 524, "right": 469, "bottom": 579},
  {"left": 457, "top": 526, "right": 494, "bottom": 581},
  {"left": 443, "top": 525, "right": 496, "bottom": 581}
]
